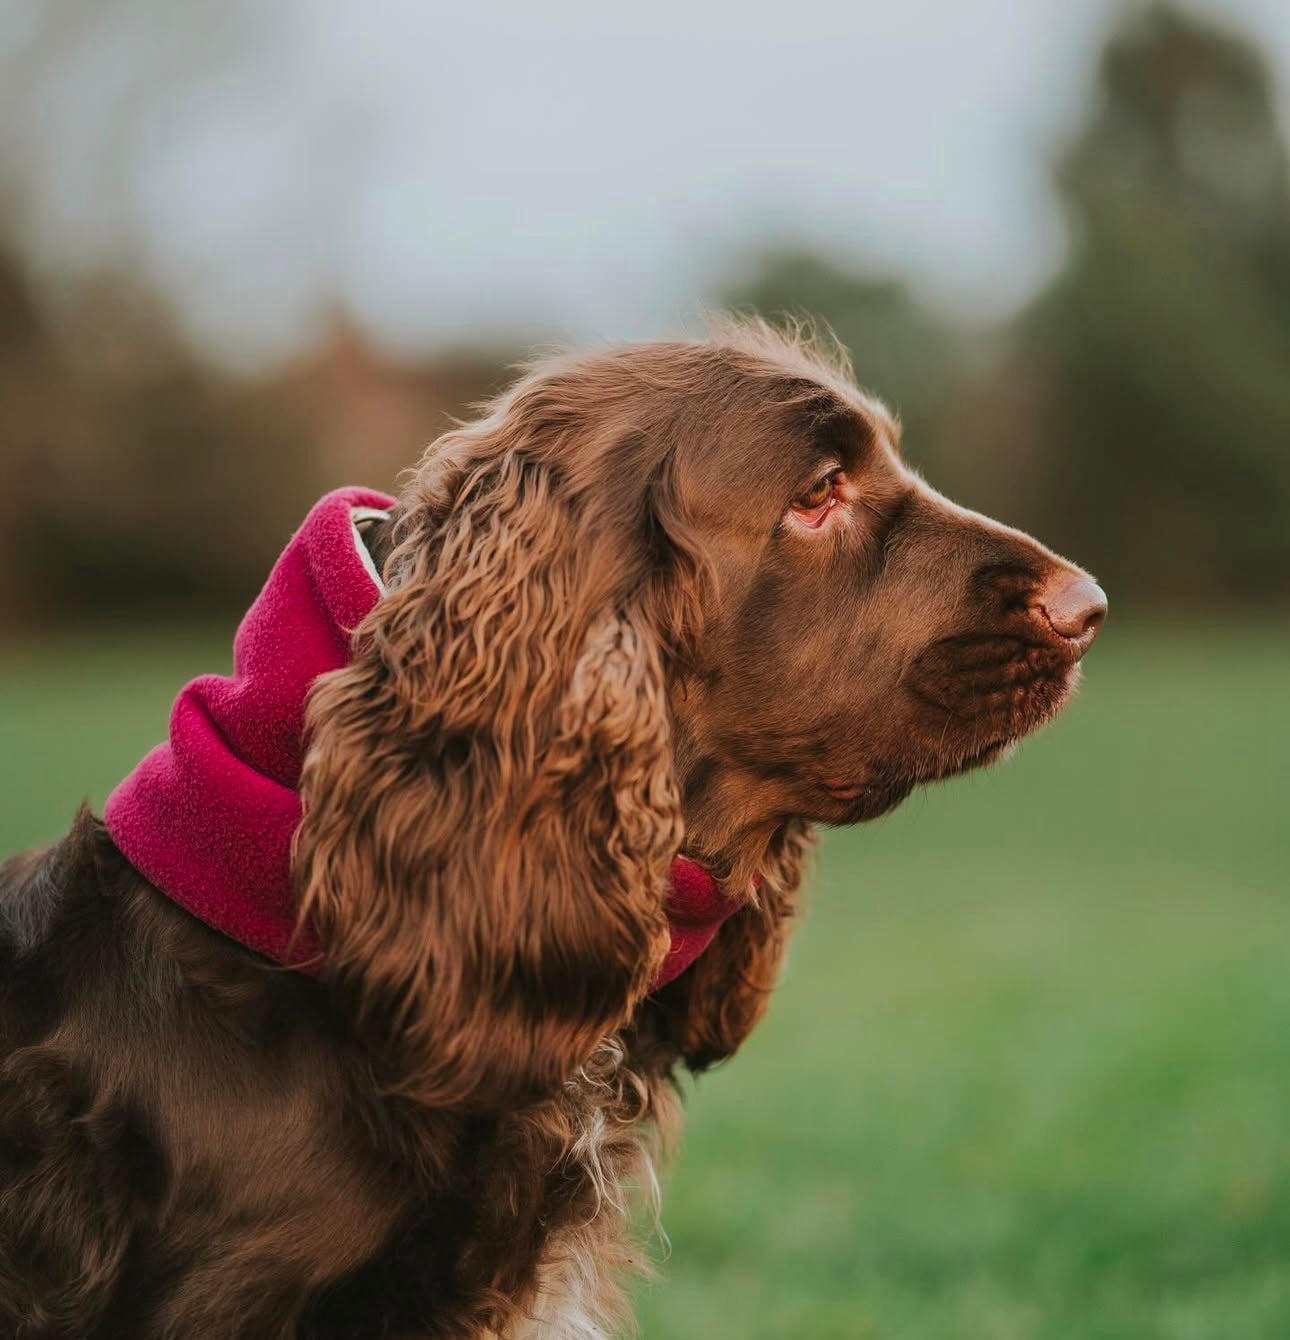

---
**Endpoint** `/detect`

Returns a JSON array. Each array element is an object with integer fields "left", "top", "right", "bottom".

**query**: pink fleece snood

[{"left": 105, "top": 487, "right": 736, "bottom": 989}]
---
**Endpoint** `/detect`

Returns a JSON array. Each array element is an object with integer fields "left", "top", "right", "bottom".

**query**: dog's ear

[
  {"left": 295, "top": 396, "right": 706, "bottom": 1111},
  {"left": 644, "top": 820, "right": 812, "bottom": 1070}
]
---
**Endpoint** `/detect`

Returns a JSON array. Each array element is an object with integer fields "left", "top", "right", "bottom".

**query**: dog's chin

[
  {"left": 810, "top": 703, "right": 1068, "bottom": 826},
  {"left": 820, "top": 738, "right": 1013, "bottom": 822},
  {"left": 824, "top": 780, "right": 917, "bottom": 824},
  {"left": 910, "top": 662, "right": 1081, "bottom": 785},
  {"left": 795, "top": 653, "right": 1084, "bottom": 827},
  {"left": 830, "top": 666, "right": 1080, "bottom": 816},
  {"left": 928, "top": 734, "right": 1019, "bottom": 780}
]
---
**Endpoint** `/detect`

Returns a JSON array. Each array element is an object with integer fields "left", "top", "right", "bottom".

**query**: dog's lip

[
  {"left": 814, "top": 775, "right": 916, "bottom": 822},
  {"left": 929, "top": 628, "right": 1085, "bottom": 665},
  {"left": 903, "top": 633, "right": 1084, "bottom": 721}
]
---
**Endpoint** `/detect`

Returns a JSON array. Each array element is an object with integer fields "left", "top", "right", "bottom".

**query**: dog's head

[
  {"left": 296, "top": 323, "right": 1104, "bottom": 1107},
  {"left": 665, "top": 328, "right": 1105, "bottom": 856}
]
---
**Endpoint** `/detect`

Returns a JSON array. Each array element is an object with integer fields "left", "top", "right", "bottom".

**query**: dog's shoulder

[{"left": 0, "top": 810, "right": 168, "bottom": 1333}]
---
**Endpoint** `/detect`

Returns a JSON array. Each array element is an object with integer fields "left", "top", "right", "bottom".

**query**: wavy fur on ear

[{"left": 295, "top": 374, "right": 705, "bottom": 1111}]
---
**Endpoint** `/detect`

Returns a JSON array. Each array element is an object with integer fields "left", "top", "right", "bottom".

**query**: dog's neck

[{"left": 670, "top": 713, "right": 793, "bottom": 895}]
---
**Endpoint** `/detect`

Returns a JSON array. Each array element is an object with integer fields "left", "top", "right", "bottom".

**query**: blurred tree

[
  {"left": 0, "top": 266, "right": 325, "bottom": 624},
  {"left": 1016, "top": 3, "right": 1290, "bottom": 602},
  {"left": 0, "top": 262, "right": 507, "bottom": 628},
  {"left": 0, "top": 0, "right": 509, "bottom": 629},
  {"left": 724, "top": 7, "right": 1290, "bottom": 607},
  {"left": 0, "top": 237, "right": 55, "bottom": 626}
]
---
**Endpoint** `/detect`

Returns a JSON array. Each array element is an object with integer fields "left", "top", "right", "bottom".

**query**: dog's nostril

[{"left": 1036, "top": 574, "right": 1108, "bottom": 645}]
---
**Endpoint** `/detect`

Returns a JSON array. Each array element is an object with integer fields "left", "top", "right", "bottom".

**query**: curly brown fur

[{"left": 1, "top": 322, "right": 1103, "bottom": 1337}]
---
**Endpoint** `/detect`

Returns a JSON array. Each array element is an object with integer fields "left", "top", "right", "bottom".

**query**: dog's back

[{"left": 0, "top": 813, "right": 434, "bottom": 1339}]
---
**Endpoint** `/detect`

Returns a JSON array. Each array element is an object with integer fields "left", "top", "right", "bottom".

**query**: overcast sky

[{"left": 5, "top": 0, "right": 1290, "bottom": 365}]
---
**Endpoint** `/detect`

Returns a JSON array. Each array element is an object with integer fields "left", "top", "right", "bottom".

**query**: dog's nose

[{"left": 1035, "top": 572, "right": 1107, "bottom": 651}]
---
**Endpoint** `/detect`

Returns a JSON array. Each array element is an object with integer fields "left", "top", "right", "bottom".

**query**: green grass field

[{"left": 1, "top": 621, "right": 1287, "bottom": 1339}]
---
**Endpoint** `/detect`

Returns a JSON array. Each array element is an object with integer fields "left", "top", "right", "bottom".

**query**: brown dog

[{"left": 0, "top": 322, "right": 1104, "bottom": 1339}]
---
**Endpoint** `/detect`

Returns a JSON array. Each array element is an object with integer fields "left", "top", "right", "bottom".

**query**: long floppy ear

[
  {"left": 644, "top": 819, "right": 813, "bottom": 1071},
  {"left": 295, "top": 404, "right": 703, "bottom": 1111}
]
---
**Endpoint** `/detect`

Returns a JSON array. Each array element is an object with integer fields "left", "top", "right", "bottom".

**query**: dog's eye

[{"left": 790, "top": 468, "right": 844, "bottom": 525}]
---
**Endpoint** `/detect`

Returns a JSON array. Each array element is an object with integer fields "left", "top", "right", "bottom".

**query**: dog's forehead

[
  {"left": 678, "top": 380, "right": 894, "bottom": 501},
  {"left": 852, "top": 389, "right": 900, "bottom": 444}
]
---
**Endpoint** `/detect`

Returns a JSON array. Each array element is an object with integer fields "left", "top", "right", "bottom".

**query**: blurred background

[{"left": 0, "top": 1, "right": 1287, "bottom": 1336}]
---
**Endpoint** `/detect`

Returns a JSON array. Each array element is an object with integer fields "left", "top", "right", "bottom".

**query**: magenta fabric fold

[{"left": 104, "top": 487, "right": 736, "bottom": 989}]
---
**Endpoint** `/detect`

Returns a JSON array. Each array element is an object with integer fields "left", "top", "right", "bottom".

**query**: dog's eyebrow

[{"left": 812, "top": 403, "right": 874, "bottom": 467}]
